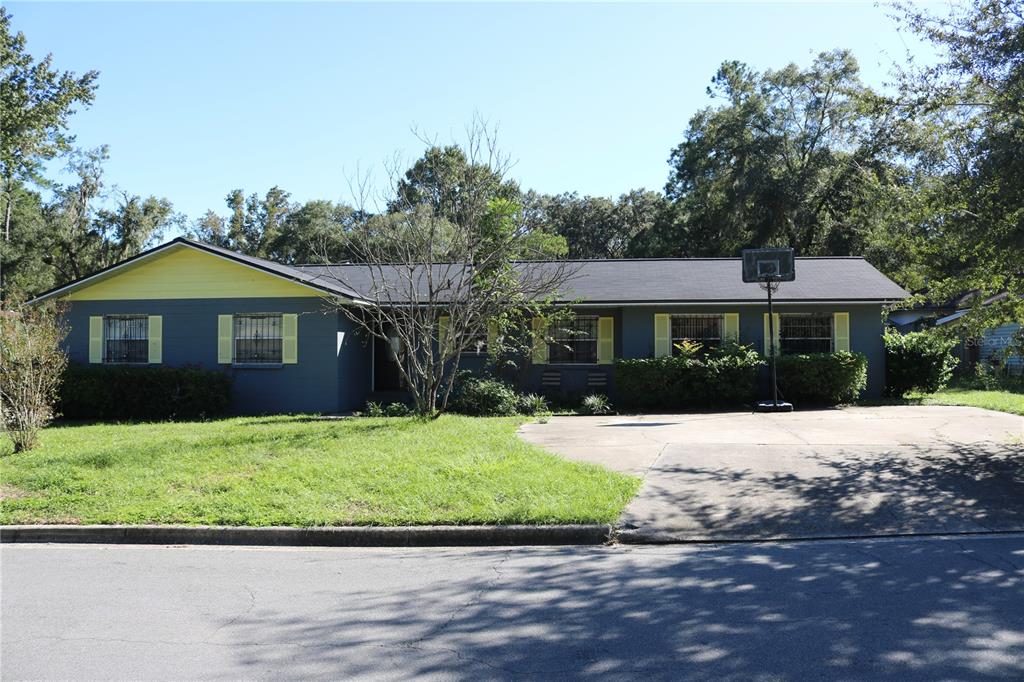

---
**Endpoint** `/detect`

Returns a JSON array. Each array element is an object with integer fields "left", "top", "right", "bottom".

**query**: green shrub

[
  {"left": 364, "top": 401, "right": 385, "bottom": 417},
  {"left": 518, "top": 393, "right": 550, "bottom": 416},
  {"left": 614, "top": 342, "right": 765, "bottom": 410},
  {"left": 957, "top": 362, "right": 1024, "bottom": 391},
  {"left": 59, "top": 364, "right": 232, "bottom": 421},
  {"left": 884, "top": 330, "right": 958, "bottom": 397},
  {"left": 384, "top": 402, "right": 412, "bottom": 417},
  {"left": 580, "top": 394, "right": 613, "bottom": 415},
  {"left": 447, "top": 371, "right": 522, "bottom": 416},
  {"left": 775, "top": 351, "right": 868, "bottom": 405}
]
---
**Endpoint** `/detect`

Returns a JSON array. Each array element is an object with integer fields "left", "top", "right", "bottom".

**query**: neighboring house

[
  {"left": 32, "top": 237, "right": 908, "bottom": 413},
  {"left": 887, "top": 292, "right": 973, "bottom": 333},
  {"left": 935, "top": 293, "right": 1023, "bottom": 375},
  {"left": 979, "top": 322, "right": 1023, "bottom": 375}
]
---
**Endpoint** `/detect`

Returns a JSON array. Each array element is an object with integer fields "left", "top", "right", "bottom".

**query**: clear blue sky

[{"left": 10, "top": 2, "right": 937, "bottom": 226}]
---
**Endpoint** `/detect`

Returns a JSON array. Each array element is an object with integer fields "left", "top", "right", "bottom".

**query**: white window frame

[
  {"left": 779, "top": 313, "right": 834, "bottom": 355},
  {"left": 103, "top": 315, "right": 149, "bottom": 364},
  {"left": 233, "top": 313, "right": 284, "bottom": 364}
]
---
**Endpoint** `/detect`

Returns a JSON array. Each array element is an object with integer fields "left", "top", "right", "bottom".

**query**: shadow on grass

[{"left": 219, "top": 538, "right": 1024, "bottom": 679}]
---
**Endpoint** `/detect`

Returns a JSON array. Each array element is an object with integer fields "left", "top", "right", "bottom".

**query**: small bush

[
  {"left": 775, "top": 351, "right": 868, "bottom": 405},
  {"left": 615, "top": 342, "right": 765, "bottom": 410},
  {"left": 518, "top": 393, "right": 550, "bottom": 416},
  {"left": 364, "top": 401, "right": 385, "bottom": 417},
  {"left": 384, "top": 402, "right": 412, "bottom": 417},
  {"left": 958, "top": 362, "right": 1024, "bottom": 391},
  {"left": 580, "top": 394, "right": 613, "bottom": 415},
  {"left": 884, "top": 330, "right": 958, "bottom": 397},
  {"left": 447, "top": 371, "right": 522, "bottom": 416},
  {"left": 0, "top": 303, "right": 69, "bottom": 452},
  {"left": 58, "top": 364, "right": 232, "bottom": 421}
]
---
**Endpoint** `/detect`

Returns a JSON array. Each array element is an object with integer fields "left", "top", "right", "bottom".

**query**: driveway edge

[{"left": 0, "top": 524, "right": 612, "bottom": 547}]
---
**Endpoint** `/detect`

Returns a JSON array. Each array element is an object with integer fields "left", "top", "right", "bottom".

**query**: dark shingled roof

[
  {"left": 31, "top": 237, "right": 908, "bottom": 305},
  {"left": 295, "top": 257, "right": 908, "bottom": 304}
]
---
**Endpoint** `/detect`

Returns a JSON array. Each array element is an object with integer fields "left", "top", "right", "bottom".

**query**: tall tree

[
  {"left": 894, "top": 0, "right": 1024, "bottom": 331},
  {"left": 0, "top": 7, "right": 98, "bottom": 297},
  {"left": 390, "top": 144, "right": 521, "bottom": 227},
  {"left": 653, "top": 51, "right": 913, "bottom": 258},
  {"left": 539, "top": 189, "right": 665, "bottom": 259},
  {"left": 316, "top": 125, "right": 577, "bottom": 416}
]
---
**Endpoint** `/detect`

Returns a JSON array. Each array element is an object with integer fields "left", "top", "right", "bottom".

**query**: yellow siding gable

[{"left": 66, "top": 246, "right": 319, "bottom": 300}]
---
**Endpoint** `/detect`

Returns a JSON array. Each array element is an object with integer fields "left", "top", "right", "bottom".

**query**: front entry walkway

[{"left": 518, "top": 406, "right": 1024, "bottom": 541}]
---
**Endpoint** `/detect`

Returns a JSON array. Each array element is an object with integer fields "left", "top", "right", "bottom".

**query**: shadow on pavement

[
  {"left": 625, "top": 440, "right": 1024, "bottom": 540},
  {"left": 221, "top": 538, "right": 1024, "bottom": 679}
]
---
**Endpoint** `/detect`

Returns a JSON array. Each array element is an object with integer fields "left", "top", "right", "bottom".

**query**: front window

[
  {"left": 234, "top": 314, "right": 283, "bottom": 364},
  {"left": 549, "top": 316, "right": 598, "bottom": 364},
  {"left": 780, "top": 313, "right": 833, "bottom": 354},
  {"left": 462, "top": 332, "right": 488, "bottom": 356},
  {"left": 671, "top": 314, "right": 723, "bottom": 355},
  {"left": 104, "top": 315, "right": 148, "bottom": 363}
]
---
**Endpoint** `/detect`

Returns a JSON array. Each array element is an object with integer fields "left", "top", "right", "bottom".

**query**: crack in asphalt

[{"left": 402, "top": 548, "right": 512, "bottom": 649}]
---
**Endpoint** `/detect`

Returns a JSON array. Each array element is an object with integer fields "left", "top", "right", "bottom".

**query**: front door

[{"left": 373, "top": 335, "right": 403, "bottom": 391}]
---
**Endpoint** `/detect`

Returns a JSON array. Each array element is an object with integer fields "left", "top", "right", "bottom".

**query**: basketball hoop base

[{"left": 756, "top": 400, "right": 793, "bottom": 413}]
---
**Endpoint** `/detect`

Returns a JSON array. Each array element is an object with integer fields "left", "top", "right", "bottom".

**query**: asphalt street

[{"left": 4, "top": 535, "right": 1024, "bottom": 680}]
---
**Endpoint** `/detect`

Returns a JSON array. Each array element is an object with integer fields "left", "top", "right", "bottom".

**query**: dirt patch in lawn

[{"left": 0, "top": 484, "right": 34, "bottom": 501}]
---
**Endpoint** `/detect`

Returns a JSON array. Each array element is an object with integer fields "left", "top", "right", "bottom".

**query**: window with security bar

[
  {"left": 104, "top": 315, "right": 149, "bottom": 363},
  {"left": 780, "top": 313, "right": 834, "bottom": 354},
  {"left": 462, "top": 332, "right": 488, "bottom": 356},
  {"left": 234, "top": 314, "right": 283, "bottom": 364},
  {"left": 671, "top": 314, "right": 723, "bottom": 355},
  {"left": 548, "top": 316, "right": 598, "bottom": 364}
]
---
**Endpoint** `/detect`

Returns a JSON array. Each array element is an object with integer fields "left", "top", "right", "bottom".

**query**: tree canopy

[{"left": 2, "top": 1, "right": 1021, "bottom": 335}]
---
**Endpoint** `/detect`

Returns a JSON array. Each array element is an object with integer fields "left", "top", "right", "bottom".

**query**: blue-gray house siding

[
  {"left": 62, "top": 299, "right": 890, "bottom": 414},
  {"left": 63, "top": 297, "right": 372, "bottom": 414},
  {"left": 980, "top": 322, "right": 1023, "bottom": 375}
]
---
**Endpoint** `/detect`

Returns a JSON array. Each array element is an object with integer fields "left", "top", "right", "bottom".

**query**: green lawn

[
  {"left": 0, "top": 415, "right": 640, "bottom": 526},
  {"left": 915, "top": 387, "right": 1024, "bottom": 416}
]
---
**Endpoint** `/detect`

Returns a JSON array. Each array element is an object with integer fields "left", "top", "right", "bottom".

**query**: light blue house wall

[
  {"left": 980, "top": 322, "right": 1023, "bottom": 375},
  {"left": 63, "top": 299, "right": 889, "bottom": 414},
  {"left": 63, "top": 298, "right": 372, "bottom": 414}
]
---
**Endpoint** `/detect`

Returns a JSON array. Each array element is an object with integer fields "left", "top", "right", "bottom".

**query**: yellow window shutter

[
  {"left": 723, "top": 313, "right": 740, "bottom": 342},
  {"left": 531, "top": 317, "right": 548, "bottom": 364},
  {"left": 147, "top": 315, "right": 162, "bottom": 364},
  {"left": 282, "top": 313, "right": 298, "bottom": 364},
  {"left": 437, "top": 315, "right": 449, "bottom": 350},
  {"left": 217, "top": 315, "right": 233, "bottom": 364},
  {"left": 654, "top": 314, "right": 671, "bottom": 358},
  {"left": 89, "top": 316, "right": 103, "bottom": 363},
  {"left": 834, "top": 312, "right": 850, "bottom": 352},
  {"left": 763, "top": 313, "right": 781, "bottom": 356},
  {"left": 597, "top": 316, "right": 614, "bottom": 365}
]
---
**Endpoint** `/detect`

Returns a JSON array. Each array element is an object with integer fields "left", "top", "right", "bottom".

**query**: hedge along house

[{"left": 33, "top": 237, "right": 908, "bottom": 414}]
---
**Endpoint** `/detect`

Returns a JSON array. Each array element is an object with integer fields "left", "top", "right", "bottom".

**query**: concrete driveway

[{"left": 518, "top": 406, "right": 1024, "bottom": 541}]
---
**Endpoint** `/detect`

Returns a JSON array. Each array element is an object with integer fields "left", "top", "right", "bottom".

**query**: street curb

[
  {"left": 614, "top": 527, "right": 1024, "bottom": 545},
  {"left": 0, "top": 524, "right": 612, "bottom": 547}
]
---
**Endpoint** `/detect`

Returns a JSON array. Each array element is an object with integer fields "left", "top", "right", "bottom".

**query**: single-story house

[{"left": 32, "top": 237, "right": 908, "bottom": 413}]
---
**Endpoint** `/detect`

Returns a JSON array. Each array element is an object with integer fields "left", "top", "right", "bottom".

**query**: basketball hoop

[{"left": 742, "top": 248, "right": 796, "bottom": 413}]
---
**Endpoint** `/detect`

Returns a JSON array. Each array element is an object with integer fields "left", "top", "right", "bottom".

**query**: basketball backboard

[{"left": 742, "top": 248, "right": 795, "bottom": 283}]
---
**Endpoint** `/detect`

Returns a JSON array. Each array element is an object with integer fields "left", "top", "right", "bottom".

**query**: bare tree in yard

[
  {"left": 0, "top": 301, "right": 68, "bottom": 452},
  {"left": 311, "top": 122, "right": 578, "bottom": 416}
]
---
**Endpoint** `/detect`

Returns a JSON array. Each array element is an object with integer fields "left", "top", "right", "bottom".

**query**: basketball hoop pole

[
  {"left": 766, "top": 279, "right": 779, "bottom": 407},
  {"left": 742, "top": 247, "right": 794, "bottom": 413}
]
